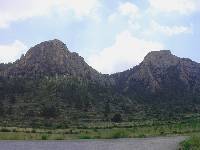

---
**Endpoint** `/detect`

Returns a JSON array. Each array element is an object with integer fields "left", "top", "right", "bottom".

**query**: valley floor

[{"left": 0, "top": 117, "right": 200, "bottom": 140}]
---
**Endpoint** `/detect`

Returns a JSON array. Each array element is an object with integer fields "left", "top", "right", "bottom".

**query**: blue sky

[{"left": 0, "top": 0, "right": 199, "bottom": 74}]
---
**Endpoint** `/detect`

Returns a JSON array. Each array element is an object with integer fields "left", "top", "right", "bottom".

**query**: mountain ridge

[
  {"left": 1, "top": 39, "right": 200, "bottom": 95},
  {"left": 1, "top": 39, "right": 199, "bottom": 76},
  {"left": 1, "top": 39, "right": 103, "bottom": 81},
  {"left": 0, "top": 39, "right": 200, "bottom": 127}
]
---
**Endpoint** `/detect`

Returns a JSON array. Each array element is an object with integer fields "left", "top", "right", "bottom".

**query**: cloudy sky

[{"left": 0, "top": 0, "right": 199, "bottom": 74}]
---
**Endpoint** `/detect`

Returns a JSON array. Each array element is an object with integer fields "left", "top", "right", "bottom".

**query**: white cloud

[
  {"left": 87, "top": 31, "right": 164, "bottom": 74},
  {"left": 118, "top": 2, "right": 140, "bottom": 18},
  {"left": 0, "top": 40, "right": 27, "bottom": 63},
  {"left": 0, "top": 0, "right": 100, "bottom": 28},
  {"left": 108, "top": 2, "right": 140, "bottom": 23},
  {"left": 148, "top": 0, "right": 200, "bottom": 15},
  {"left": 108, "top": 13, "right": 117, "bottom": 23},
  {"left": 150, "top": 21, "right": 192, "bottom": 36}
]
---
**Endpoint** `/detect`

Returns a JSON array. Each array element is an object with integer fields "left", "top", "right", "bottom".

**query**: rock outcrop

[
  {"left": 4, "top": 39, "right": 100, "bottom": 80},
  {"left": 112, "top": 50, "right": 200, "bottom": 94}
]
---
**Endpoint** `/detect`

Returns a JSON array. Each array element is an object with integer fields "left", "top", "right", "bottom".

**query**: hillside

[
  {"left": 0, "top": 40, "right": 200, "bottom": 127},
  {"left": 2, "top": 39, "right": 103, "bottom": 80},
  {"left": 111, "top": 50, "right": 200, "bottom": 118}
]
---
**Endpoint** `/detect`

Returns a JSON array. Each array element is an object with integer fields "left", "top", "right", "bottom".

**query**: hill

[{"left": 0, "top": 40, "right": 200, "bottom": 127}]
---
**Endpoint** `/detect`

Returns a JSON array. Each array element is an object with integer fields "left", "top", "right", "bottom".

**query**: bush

[
  {"left": 47, "top": 131, "right": 52, "bottom": 134},
  {"left": 0, "top": 128, "right": 11, "bottom": 132},
  {"left": 41, "top": 104, "right": 59, "bottom": 118},
  {"left": 93, "top": 128, "right": 98, "bottom": 132},
  {"left": 181, "top": 141, "right": 191, "bottom": 150},
  {"left": 181, "top": 135, "right": 200, "bottom": 150},
  {"left": 41, "top": 134, "right": 48, "bottom": 140},
  {"left": 31, "top": 129, "right": 36, "bottom": 133},
  {"left": 138, "top": 134, "right": 146, "bottom": 138},
  {"left": 159, "top": 131, "right": 165, "bottom": 135},
  {"left": 12, "top": 129, "right": 17, "bottom": 132},
  {"left": 110, "top": 130, "right": 128, "bottom": 139},
  {"left": 111, "top": 114, "right": 122, "bottom": 123},
  {"left": 79, "top": 135, "right": 91, "bottom": 139}
]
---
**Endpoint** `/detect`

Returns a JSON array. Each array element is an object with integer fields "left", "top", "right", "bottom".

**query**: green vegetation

[
  {"left": 1, "top": 75, "right": 200, "bottom": 128},
  {"left": 0, "top": 116, "right": 200, "bottom": 140},
  {"left": 0, "top": 76, "right": 135, "bottom": 127},
  {"left": 1, "top": 43, "right": 200, "bottom": 140},
  {"left": 180, "top": 135, "right": 200, "bottom": 150}
]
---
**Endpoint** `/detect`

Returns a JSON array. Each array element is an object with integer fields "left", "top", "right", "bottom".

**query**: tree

[
  {"left": 0, "top": 102, "right": 4, "bottom": 116},
  {"left": 41, "top": 104, "right": 59, "bottom": 118},
  {"left": 111, "top": 113, "right": 122, "bottom": 123},
  {"left": 104, "top": 101, "right": 110, "bottom": 118}
]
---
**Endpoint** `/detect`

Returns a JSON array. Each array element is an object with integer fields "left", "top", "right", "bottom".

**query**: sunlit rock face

[
  {"left": 143, "top": 50, "right": 179, "bottom": 68},
  {"left": 111, "top": 50, "right": 200, "bottom": 94},
  {"left": 4, "top": 39, "right": 100, "bottom": 80}
]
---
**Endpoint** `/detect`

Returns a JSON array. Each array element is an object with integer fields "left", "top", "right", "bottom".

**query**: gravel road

[{"left": 0, "top": 136, "right": 186, "bottom": 150}]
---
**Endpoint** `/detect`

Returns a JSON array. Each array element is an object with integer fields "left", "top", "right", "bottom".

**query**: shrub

[
  {"left": 159, "top": 131, "right": 165, "bottom": 135},
  {"left": 41, "top": 104, "right": 59, "bottom": 118},
  {"left": 93, "top": 128, "right": 98, "bottom": 132},
  {"left": 12, "top": 129, "right": 17, "bottom": 132},
  {"left": 0, "top": 128, "right": 11, "bottom": 132},
  {"left": 79, "top": 135, "right": 91, "bottom": 139},
  {"left": 41, "top": 134, "right": 48, "bottom": 140},
  {"left": 111, "top": 114, "right": 122, "bottom": 123},
  {"left": 181, "top": 140, "right": 191, "bottom": 150},
  {"left": 138, "top": 134, "right": 146, "bottom": 138},
  {"left": 31, "top": 129, "right": 36, "bottom": 133},
  {"left": 110, "top": 130, "right": 128, "bottom": 139},
  {"left": 47, "top": 131, "right": 52, "bottom": 134},
  {"left": 181, "top": 135, "right": 200, "bottom": 150}
]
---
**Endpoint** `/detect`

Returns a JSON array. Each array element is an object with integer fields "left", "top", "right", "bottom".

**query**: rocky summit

[
  {"left": 143, "top": 50, "right": 179, "bottom": 68},
  {"left": 112, "top": 50, "right": 200, "bottom": 93},
  {"left": 3, "top": 39, "right": 100, "bottom": 80},
  {"left": 0, "top": 39, "right": 200, "bottom": 127}
]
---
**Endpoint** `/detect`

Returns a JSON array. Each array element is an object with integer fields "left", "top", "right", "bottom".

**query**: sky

[{"left": 0, "top": 0, "right": 199, "bottom": 74}]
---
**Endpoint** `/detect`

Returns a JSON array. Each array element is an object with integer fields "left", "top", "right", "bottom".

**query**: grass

[
  {"left": 180, "top": 135, "right": 200, "bottom": 150},
  {"left": 110, "top": 130, "right": 128, "bottom": 139},
  {"left": 79, "top": 135, "right": 92, "bottom": 139},
  {"left": 41, "top": 134, "right": 48, "bottom": 140},
  {"left": 0, "top": 117, "right": 200, "bottom": 140}
]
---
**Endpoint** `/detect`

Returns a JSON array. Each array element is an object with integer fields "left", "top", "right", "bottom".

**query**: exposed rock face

[
  {"left": 112, "top": 50, "right": 200, "bottom": 95},
  {"left": 4, "top": 39, "right": 100, "bottom": 80},
  {"left": 143, "top": 50, "right": 179, "bottom": 68},
  {"left": 1, "top": 40, "right": 200, "bottom": 95}
]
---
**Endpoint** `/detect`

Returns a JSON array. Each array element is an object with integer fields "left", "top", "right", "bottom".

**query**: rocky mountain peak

[
  {"left": 25, "top": 39, "right": 70, "bottom": 61},
  {"left": 4, "top": 39, "right": 100, "bottom": 79},
  {"left": 142, "top": 50, "right": 179, "bottom": 68}
]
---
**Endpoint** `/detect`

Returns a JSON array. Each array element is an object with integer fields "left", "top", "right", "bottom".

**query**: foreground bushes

[{"left": 181, "top": 135, "right": 200, "bottom": 150}]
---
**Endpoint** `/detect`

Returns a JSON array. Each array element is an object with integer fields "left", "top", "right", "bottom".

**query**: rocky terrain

[
  {"left": 2, "top": 39, "right": 102, "bottom": 80},
  {"left": 0, "top": 39, "right": 200, "bottom": 127}
]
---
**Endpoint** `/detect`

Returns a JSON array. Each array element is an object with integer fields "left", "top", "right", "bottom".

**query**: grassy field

[{"left": 0, "top": 117, "right": 200, "bottom": 140}]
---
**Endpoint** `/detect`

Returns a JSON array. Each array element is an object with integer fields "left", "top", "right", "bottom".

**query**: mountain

[
  {"left": 111, "top": 50, "right": 200, "bottom": 118},
  {"left": 2, "top": 39, "right": 101, "bottom": 81},
  {"left": 0, "top": 40, "right": 121, "bottom": 127},
  {"left": 0, "top": 40, "right": 200, "bottom": 127},
  {"left": 112, "top": 50, "right": 200, "bottom": 93}
]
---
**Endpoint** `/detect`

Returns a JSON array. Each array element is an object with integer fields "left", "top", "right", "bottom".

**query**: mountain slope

[
  {"left": 111, "top": 50, "right": 200, "bottom": 118},
  {"left": 0, "top": 40, "right": 131, "bottom": 127},
  {"left": 112, "top": 50, "right": 200, "bottom": 94},
  {"left": 0, "top": 40, "right": 200, "bottom": 127},
  {"left": 3, "top": 39, "right": 101, "bottom": 81}
]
